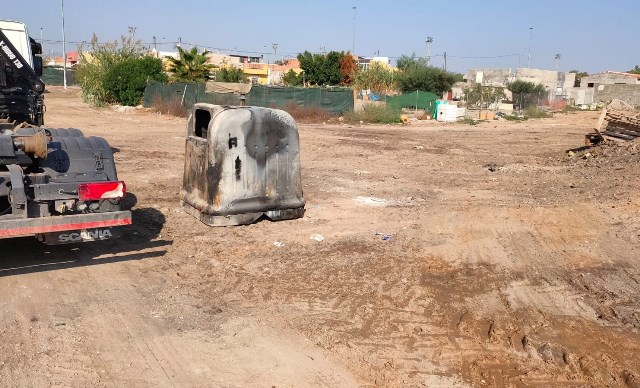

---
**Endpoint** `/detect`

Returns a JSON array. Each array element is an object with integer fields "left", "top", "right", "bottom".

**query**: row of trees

[{"left": 290, "top": 51, "right": 461, "bottom": 95}]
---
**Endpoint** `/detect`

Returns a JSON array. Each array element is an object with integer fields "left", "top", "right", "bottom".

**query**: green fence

[
  {"left": 41, "top": 67, "right": 77, "bottom": 86},
  {"left": 385, "top": 91, "right": 439, "bottom": 114},
  {"left": 247, "top": 86, "right": 353, "bottom": 114},
  {"left": 143, "top": 81, "right": 354, "bottom": 115}
]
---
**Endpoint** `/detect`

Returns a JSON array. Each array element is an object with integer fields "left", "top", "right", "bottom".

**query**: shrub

[
  {"left": 524, "top": 107, "right": 552, "bottom": 119},
  {"left": 459, "top": 118, "right": 479, "bottom": 125},
  {"left": 503, "top": 115, "right": 527, "bottom": 121},
  {"left": 77, "top": 33, "right": 142, "bottom": 106},
  {"left": 214, "top": 67, "right": 247, "bottom": 83},
  {"left": 344, "top": 104, "right": 402, "bottom": 124},
  {"left": 282, "top": 69, "right": 303, "bottom": 86},
  {"left": 103, "top": 56, "right": 167, "bottom": 106},
  {"left": 283, "top": 103, "right": 335, "bottom": 123},
  {"left": 77, "top": 33, "right": 165, "bottom": 106}
]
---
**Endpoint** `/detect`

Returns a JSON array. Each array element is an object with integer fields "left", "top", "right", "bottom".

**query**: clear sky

[{"left": 3, "top": 0, "right": 638, "bottom": 74}]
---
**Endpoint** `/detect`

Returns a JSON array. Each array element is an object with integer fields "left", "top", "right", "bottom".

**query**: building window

[{"left": 587, "top": 83, "right": 594, "bottom": 88}]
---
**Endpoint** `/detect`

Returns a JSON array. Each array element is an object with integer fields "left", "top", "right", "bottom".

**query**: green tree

[
  {"left": 394, "top": 53, "right": 457, "bottom": 94},
  {"left": 103, "top": 56, "right": 167, "bottom": 106},
  {"left": 628, "top": 65, "right": 640, "bottom": 75},
  {"left": 297, "top": 50, "right": 346, "bottom": 86},
  {"left": 396, "top": 53, "right": 427, "bottom": 70},
  {"left": 569, "top": 70, "right": 588, "bottom": 87},
  {"left": 282, "top": 69, "right": 303, "bottom": 86},
  {"left": 396, "top": 66, "right": 456, "bottom": 94},
  {"left": 507, "top": 80, "right": 546, "bottom": 94},
  {"left": 353, "top": 62, "right": 394, "bottom": 94},
  {"left": 452, "top": 73, "right": 465, "bottom": 83},
  {"left": 165, "top": 46, "right": 215, "bottom": 83},
  {"left": 214, "top": 67, "right": 247, "bottom": 83},
  {"left": 464, "top": 84, "right": 506, "bottom": 106},
  {"left": 508, "top": 80, "right": 547, "bottom": 109}
]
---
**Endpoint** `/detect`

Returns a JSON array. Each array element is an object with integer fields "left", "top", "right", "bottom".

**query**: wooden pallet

[{"left": 586, "top": 109, "right": 640, "bottom": 145}]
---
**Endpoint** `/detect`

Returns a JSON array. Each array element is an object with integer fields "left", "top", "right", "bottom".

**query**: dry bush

[
  {"left": 150, "top": 96, "right": 187, "bottom": 117},
  {"left": 283, "top": 103, "right": 336, "bottom": 123},
  {"left": 344, "top": 104, "right": 402, "bottom": 124}
]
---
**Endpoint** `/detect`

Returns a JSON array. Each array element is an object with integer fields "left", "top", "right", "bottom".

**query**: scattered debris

[
  {"left": 354, "top": 196, "right": 392, "bottom": 206},
  {"left": 568, "top": 137, "right": 640, "bottom": 166},
  {"left": 586, "top": 108, "right": 640, "bottom": 145},
  {"left": 309, "top": 234, "right": 325, "bottom": 242},
  {"left": 374, "top": 232, "right": 392, "bottom": 241},
  {"left": 485, "top": 163, "right": 500, "bottom": 172},
  {"left": 606, "top": 98, "right": 635, "bottom": 112},
  {"left": 273, "top": 241, "right": 285, "bottom": 247}
]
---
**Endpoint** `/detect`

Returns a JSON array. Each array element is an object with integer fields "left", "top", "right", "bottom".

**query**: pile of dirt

[{"left": 607, "top": 98, "right": 637, "bottom": 112}]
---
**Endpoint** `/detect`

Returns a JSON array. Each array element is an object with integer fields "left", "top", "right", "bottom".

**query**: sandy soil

[{"left": 1, "top": 87, "right": 639, "bottom": 387}]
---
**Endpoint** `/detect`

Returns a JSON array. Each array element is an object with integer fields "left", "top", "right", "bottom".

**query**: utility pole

[
  {"left": 40, "top": 28, "right": 43, "bottom": 45},
  {"left": 61, "top": 0, "right": 67, "bottom": 89},
  {"left": 443, "top": 51, "right": 447, "bottom": 72},
  {"left": 272, "top": 43, "right": 278, "bottom": 63},
  {"left": 426, "top": 37, "right": 433, "bottom": 66},
  {"left": 527, "top": 27, "right": 533, "bottom": 68}
]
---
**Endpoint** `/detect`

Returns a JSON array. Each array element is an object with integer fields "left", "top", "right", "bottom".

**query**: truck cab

[{"left": 0, "top": 20, "right": 42, "bottom": 76}]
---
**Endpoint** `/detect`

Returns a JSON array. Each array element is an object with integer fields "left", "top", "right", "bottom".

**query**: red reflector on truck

[{"left": 78, "top": 181, "right": 126, "bottom": 201}]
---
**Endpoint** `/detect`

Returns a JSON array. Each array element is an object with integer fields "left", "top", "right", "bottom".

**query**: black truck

[{"left": 0, "top": 20, "right": 131, "bottom": 244}]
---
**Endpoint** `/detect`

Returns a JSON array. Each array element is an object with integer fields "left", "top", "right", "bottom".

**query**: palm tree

[{"left": 165, "top": 46, "right": 215, "bottom": 83}]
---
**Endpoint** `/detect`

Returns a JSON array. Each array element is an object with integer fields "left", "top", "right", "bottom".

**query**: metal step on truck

[{"left": 0, "top": 20, "right": 131, "bottom": 244}]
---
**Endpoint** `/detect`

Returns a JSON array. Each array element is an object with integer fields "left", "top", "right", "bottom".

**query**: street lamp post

[
  {"left": 61, "top": 0, "right": 67, "bottom": 89},
  {"left": 527, "top": 27, "right": 533, "bottom": 68},
  {"left": 352, "top": 6, "right": 356, "bottom": 54}
]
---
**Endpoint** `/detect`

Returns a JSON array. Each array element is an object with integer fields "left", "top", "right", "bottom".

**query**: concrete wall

[
  {"left": 593, "top": 84, "right": 640, "bottom": 106},
  {"left": 207, "top": 53, "right": 242, "bottom": 68},
  {"left": 465, "top": 68, "right": 513, "bottom": 85},
  {"left": 581, "top": 73, "right": 640, "bottom": 86},
  {"left": 465, "top": 68, "right": 575, "bottom": 101},
  {"left": 515, "top": 68, "right": 575, "bottom": 99},
  {"left": 567, "top": 87, "right": 595, "bottom": 105}
]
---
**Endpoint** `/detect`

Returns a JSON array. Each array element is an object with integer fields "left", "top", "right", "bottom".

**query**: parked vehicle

[{"left": 0, "top": 20, "right": 131, "bottom": 244}]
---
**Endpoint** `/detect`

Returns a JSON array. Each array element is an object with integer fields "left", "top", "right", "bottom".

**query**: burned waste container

[{"left": 180, "top": 104, "right": 305, "bottom": 226}]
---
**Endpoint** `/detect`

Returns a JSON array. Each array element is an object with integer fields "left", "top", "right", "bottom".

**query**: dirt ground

[{"left": 1, "top": 87, "right": 639, "bottom": 387}]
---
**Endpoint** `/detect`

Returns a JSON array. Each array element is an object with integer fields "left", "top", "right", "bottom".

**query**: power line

[
  {"left": 40, "top": 39, "right": 271, "bottom": 56},
  {"left": 447, "top": 53, "right": 520, "bottom": 59}
]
